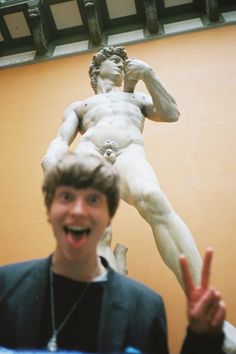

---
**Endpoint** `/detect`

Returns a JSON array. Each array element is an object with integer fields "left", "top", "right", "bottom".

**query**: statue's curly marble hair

[{"left": 89, "top": 46, "right": 128, "bottom": 93}]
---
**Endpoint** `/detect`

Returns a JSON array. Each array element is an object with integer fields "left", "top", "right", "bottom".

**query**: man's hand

[{"left": 180, "top": 248, "right": 226, "bottom": 336}]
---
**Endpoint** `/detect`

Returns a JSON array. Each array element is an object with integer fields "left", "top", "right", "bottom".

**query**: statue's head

[{"left": 89, "top": 46, "right": 128, "bottom": 93}]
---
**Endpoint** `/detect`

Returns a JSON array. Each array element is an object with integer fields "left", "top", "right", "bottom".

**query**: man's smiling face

[{"left": 48, "top": 186, "right": 110, "bottom": 262}]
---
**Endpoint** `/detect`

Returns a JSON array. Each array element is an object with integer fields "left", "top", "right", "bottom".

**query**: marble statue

[{"left": 41, "top": 46, "right": 236, "bottom": 353}]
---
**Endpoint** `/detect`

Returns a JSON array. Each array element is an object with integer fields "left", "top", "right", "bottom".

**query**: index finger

[
  {"left": 201, "top": 248, "right": 213, "bottom": 289},
  {"left": 179, "top": 254, "right": 195, "bottom": 298}
]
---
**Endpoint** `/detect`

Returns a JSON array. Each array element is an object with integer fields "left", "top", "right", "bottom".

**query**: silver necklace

[{"left": 46, "top": 266, "right": 92, "bottom": 352}]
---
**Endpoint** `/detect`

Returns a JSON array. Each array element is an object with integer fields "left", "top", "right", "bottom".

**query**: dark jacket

[{"left": 0, "top": 257, "right": 224, "bottom": 353}]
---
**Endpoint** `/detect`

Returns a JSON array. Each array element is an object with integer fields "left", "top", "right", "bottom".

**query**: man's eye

[
  {"left": 88, "top": 194, "right": 100, "bottom": 205},
  {"left": 61, "top": 193, "right": 72, "bottom": 201}
]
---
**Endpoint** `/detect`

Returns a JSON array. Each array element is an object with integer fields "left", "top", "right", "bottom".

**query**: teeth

[
  {"left": 64, "top": 225, "right": 90, "bottom": 236},
  {"left": 68, "top": 226, "right": 84, "bottom": 231}
]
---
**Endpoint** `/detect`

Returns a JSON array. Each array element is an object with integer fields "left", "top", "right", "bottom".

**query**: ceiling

[{"left": 0, "top": 0, "right": 235, "bottom": 68}]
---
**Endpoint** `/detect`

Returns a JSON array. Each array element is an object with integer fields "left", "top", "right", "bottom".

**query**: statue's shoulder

[
  {"left": 62, "top": 100, "right": 83, "bottom": 121},
  {"left": 63, "top": 100, "right": 80, "bottom": 114}
]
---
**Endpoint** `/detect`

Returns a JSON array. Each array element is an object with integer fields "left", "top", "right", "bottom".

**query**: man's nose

[{"left": 70, "top": 199, "right": 88, "bottom": 215}]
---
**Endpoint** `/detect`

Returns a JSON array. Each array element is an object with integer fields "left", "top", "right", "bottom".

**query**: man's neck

[{"left": 52, "top": 253, "right": 106, "bottom": 282}]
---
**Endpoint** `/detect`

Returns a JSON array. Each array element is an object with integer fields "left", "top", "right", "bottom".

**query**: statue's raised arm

[{"left": 124, "top": 58, "right": 180, "bottom": 122}]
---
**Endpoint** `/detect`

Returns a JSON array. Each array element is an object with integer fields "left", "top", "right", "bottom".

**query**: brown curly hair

[{"left": 42, "top": 152, "right": 120, "bottom": 218}]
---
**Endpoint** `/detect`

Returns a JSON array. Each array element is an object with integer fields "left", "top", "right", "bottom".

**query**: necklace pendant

[{"left": 47, "top": 333, "right": 58, "bottom": 352}]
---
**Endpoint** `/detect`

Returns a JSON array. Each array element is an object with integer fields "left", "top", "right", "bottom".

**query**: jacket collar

[{"left": 98, "top": 261, "right": 131, "bottom": 352}]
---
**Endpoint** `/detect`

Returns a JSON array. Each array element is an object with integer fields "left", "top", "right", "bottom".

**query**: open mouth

[
  {"left": 64, "top": 225, "right": 91, "bottom": 238},
  {"left": 63, "top": 225, "right": 91, "bottom": 249}
]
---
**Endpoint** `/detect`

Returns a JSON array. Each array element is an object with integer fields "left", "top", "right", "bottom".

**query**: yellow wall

[{"left": 0, "top": 25, "right": 236, "bottom": 353}]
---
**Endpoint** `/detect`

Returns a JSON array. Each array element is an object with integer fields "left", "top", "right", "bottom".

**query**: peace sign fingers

[
  {"left": 201, "top": 248, "right": 213, "bottom": 289},
  {"left": 180, "top": 248, "right": 213, "bottom": 300},
  {"left": 179, "top": 254, "right": 195, "bottom": 299}
]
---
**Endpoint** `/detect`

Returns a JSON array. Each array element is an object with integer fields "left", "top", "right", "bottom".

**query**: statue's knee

[{"left": 137, "top": 189, "right": 171, "bottom": 216}]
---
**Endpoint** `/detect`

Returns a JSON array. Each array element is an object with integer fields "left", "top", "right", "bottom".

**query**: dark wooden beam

[
  {"left": 203, "top": 0, "right": 220, "bottom": 22},
  {"left": 27, "top": 0, "right": 48, "bottom": 56},
  {"left": 144, "top": 0, "right": 159, "bottom": 34},
  {"left": 83, "top": 0, "right": 102, "bottom": 46}
]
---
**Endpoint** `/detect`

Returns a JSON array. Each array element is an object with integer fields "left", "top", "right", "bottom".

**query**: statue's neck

[{"left": 96, "top": 77, "right": 121, "bottom": 94}]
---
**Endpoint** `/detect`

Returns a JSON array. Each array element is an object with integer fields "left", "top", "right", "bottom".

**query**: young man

[{"left": 0, "top": 152, "right": 225, "bottom": 353}]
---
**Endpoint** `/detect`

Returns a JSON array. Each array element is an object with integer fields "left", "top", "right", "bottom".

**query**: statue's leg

[
  {"left": 115, "top": 144, "right": 236, "bottom": 354},
  {"left": 116, "top": 145, "right": 202, "bottom": 287}
]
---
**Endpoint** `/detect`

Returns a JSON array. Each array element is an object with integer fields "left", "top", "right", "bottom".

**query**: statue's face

[{"left": 99, "top": 54, "right": 124, "bottom": 86}]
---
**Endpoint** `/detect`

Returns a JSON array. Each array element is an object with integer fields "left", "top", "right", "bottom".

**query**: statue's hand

[{"left": 124, "top": 58, "right": 152, "bottom": 83}]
